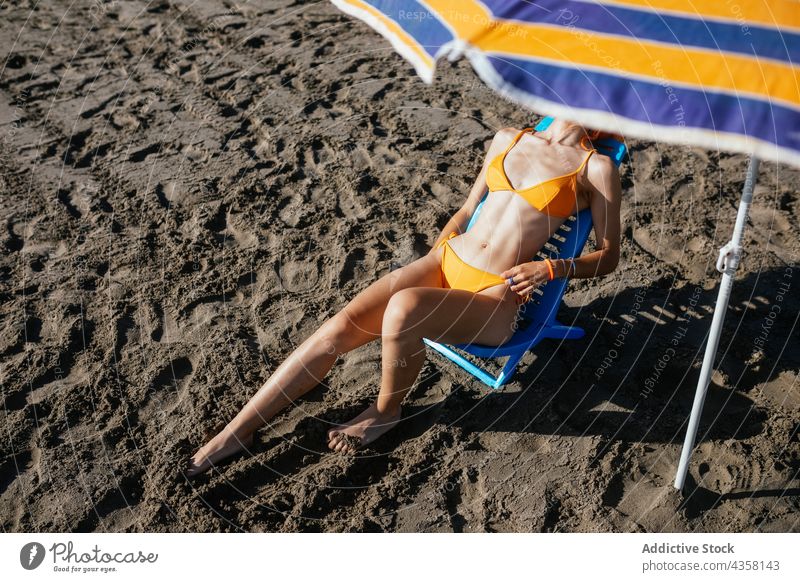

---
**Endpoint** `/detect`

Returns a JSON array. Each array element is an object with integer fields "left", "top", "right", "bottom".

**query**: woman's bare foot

[
  {"left": 327, "top": 402, "right": 401, "bottom": 454},
  {"left": 185, "top": 426, "right": 254, "bottom": 477}
]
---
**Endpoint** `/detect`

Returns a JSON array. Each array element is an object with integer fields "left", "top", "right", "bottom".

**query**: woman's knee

[
  {"left": 382, "top": 289, "right": 424, "bottom": 337},
  {"left": 314, "top": 313, "right": 364, "bottom": 355},
  {"left": 316, "top": 310, "right": 378, "bottom": 356}
]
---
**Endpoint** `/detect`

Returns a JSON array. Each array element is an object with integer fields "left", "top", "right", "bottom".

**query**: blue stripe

[
  {"left": 482, "top": 0, "right": 800, "bottom": 64},
  {"left": 488, "top": 55, "right": 799, "bottom": 152},
  {"left": 362, "top": 0, "right": 453, "bottom": 59}
]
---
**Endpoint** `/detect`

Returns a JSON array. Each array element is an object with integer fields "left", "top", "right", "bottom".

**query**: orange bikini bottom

[{"left": 434, "top": 232, "right": 528, "bottom": 304}]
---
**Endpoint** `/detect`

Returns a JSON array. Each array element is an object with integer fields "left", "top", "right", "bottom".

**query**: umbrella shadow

[
  {"left": 676, "top": 469, "right": 800, "bottom": 520},
  {"left": 423, "top": 266, "right": 798, "bottom": 447}
]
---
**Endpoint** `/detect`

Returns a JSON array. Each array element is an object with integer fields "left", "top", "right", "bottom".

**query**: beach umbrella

[{"left": 330, "top": 0, "right": 800, "bottom": 491}]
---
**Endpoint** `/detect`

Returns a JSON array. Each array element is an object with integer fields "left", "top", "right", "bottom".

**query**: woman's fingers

[
  {"left": 520, "top": 284, "right": 535, "bottom": 297},
  {"left": 510, "top": 273, "right": 530, "bottom": 289},
  {"left": 510, "top": 279, "right": 531, "bottom": 295},
  {"left": 512, "top": 275, "right": 547, "bottom": 294},
  {"left": 501, "top": 266, "right": 517, "bottom": 280},
  {"left": 510, "top": 276, "right": 539, "bottom": 293},
  {"left": 503, "top": 263, "right": 549, "bottom": 289}
]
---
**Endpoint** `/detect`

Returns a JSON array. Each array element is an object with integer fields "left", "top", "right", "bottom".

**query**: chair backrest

[{"left": 465, "top": 117, "right": 627, "bottom": 326}]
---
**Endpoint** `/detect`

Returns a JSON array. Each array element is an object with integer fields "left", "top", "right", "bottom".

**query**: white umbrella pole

[{"left": 674, "top": 156, "right": 760, "bottom": 491}]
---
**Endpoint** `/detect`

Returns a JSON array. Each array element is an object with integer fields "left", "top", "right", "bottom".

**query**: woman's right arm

[{"left": 429, "top": 128, "right": 517, "bottom": 252}]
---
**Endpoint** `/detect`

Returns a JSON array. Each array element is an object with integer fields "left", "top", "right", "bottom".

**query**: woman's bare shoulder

[
  {"left": 485, "top": 127, "right": 520, "bottom": 156},
  {"left": 586, "top": 152, "right": 621, "bottom": 197},
  {"left": 494, "top": 127, "right": 521, "bottom": 142}
]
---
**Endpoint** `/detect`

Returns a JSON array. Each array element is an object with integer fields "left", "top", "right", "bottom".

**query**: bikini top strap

[
  {"left": 517, "top": 126, "right": 536, "bottom": 140},
  {"left": 503, "top": 127, "right": 535, "bottom": 155},
  {"left": 576, "top": 148, "right": 596, "bottom": 174},
  {"left": 579, "top": 134, "right": 596, "bottom": 151}
]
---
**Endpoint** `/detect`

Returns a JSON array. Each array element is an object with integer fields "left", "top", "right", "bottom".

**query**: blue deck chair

[{"left": 423, "top": 117, "right": 627, "bottom": 389}]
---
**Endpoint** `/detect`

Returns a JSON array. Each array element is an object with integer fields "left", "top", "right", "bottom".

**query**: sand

[{"left": 1, "top": 0, "right": 799, "bottom": 533}]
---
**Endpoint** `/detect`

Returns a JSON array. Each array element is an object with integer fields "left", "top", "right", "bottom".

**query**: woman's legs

[
  {"left": 185, "top": 250, "right": 445, "bottom": 476},
  {"left": 328, "top": 286, "right": 519, "bottom": 452}
]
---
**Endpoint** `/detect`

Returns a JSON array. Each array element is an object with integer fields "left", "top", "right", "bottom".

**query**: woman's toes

[
  {"left": 340, "top": 434, "right": 362, "bottom": 453},
  {"left": 329, "top": 434, "right": 345, "bottom": 452},
  {"left": 185, "top": 459, "right": 203, "bottom": 477},
  {"left": 327, "top": 433, "right": 339, "bottom": 448}
]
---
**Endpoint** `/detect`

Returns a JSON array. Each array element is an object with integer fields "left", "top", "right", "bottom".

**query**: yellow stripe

[
  {"left": 596, "top": 0, "right": 800, "bottom": 31},
  {"left": 427, "top": 0, "right": 800, "bottom": 106},
  {"left": 341, "top": 0, "right": 434, "bottom": 70}
]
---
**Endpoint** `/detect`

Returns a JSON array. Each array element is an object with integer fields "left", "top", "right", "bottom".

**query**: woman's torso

[{"left": 445, "top": 129, "right": 595, "bottom": 299}]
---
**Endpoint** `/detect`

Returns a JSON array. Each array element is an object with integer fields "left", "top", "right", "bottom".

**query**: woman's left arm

[{"left": 568, "top": 156, "right": 622, "bottom": 278}]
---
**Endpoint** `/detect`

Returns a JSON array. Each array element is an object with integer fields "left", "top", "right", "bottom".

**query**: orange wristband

[{"left": 544, "top": 258, "right": 555, "bottom": 281}]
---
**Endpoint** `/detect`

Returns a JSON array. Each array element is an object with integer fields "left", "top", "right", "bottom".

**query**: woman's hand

[{"left": 501, "top": 261, "right": 551, "bottom": 301}]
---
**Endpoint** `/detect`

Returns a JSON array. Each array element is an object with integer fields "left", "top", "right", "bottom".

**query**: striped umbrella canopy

[
  {"left": 332, "top": 0, "right": 800, "bottom": 167},
  {"left": 330, "top": 0, "right": 799, "bottom": 492}
]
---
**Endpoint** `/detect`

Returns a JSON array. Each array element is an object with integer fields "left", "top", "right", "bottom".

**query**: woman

[{"left": 185, "top": 118, "right": 622, "bottom": 476}]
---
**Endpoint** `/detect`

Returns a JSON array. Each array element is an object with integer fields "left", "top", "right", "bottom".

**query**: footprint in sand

[
  {"left": 138, "top": 357, "right": 194, "bottom": 442},
  {"left": 140, "top": 356, "right": 195, "bottom": 424},
  {"left": 224, "top": 210, "right": 258, "bottom": 248},
  {"left": 277, "top": 193, "right": 316, "bottom": 227},
  {"left": 277, "top": 259, "right": 320, "bottom": 293},
  {"left": 74, "top": 472, "right": 146, "bottom": 532}
]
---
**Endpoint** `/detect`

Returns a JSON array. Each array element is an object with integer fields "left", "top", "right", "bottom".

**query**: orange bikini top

[{"left": 485, "top": 127, "right": 596, "bottom": 218}]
